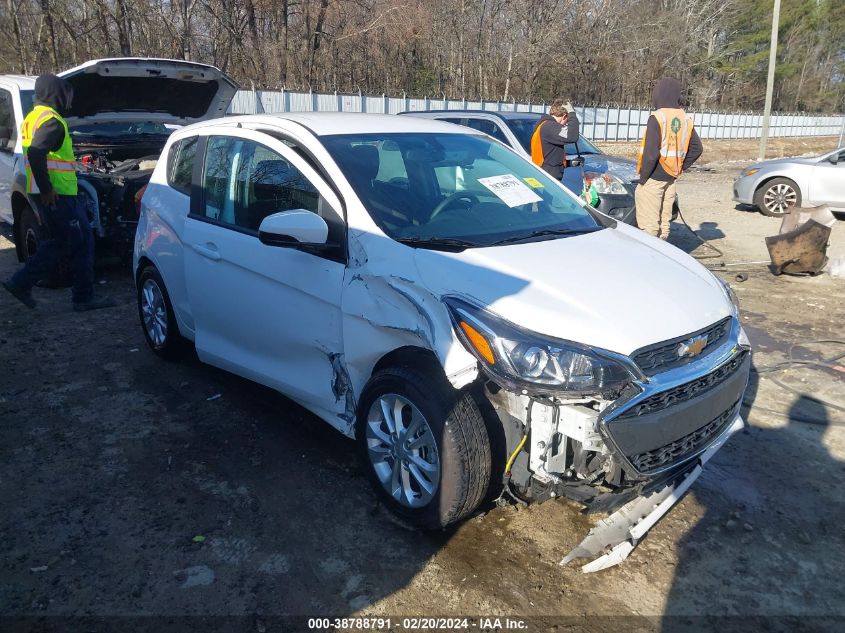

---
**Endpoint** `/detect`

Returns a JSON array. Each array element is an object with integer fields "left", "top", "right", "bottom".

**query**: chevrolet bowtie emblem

[{"left": 677, "top": 335, "right": 707, "bottom": 359}]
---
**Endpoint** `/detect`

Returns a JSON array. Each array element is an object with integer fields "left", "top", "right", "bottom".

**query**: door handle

[{"left": 191, "top": 243, "right": 221, "bottom": 261}]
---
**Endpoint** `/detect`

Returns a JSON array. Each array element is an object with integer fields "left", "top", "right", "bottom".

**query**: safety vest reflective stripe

[
  {"left": 22, "top": 158, "right": 76, "bottom": 173},
  {"left": 47, "top": 159, "right": 76, "bottom": 171},
  {"left": 33, "top": 109, "right": 55, "bottom": 128}
]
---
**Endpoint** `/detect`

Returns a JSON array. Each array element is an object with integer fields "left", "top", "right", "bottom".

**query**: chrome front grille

[
  {"left": 619, "top": 349, "right": 749, "bottom": 418},
  {"left": 629, "top": 400, "right": 740, "bottom": 473},
  {"left": 632, "top": 317, "right": 732, "bottom": 375}
]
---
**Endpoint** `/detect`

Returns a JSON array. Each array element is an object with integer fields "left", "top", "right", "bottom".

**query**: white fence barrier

[{"left": 229, "top": 89, "right": 845, "bottom": 141}]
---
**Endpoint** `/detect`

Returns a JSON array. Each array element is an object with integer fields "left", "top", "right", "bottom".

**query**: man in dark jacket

[
  {"left": 3, "top": 74, "right": 114, "bottom": 311},
  {"left": 635, "top": 77, "right": 703, "bottom": 239},
  {"left": 530, "top": 97, "right": 580, "bottom": 180}
]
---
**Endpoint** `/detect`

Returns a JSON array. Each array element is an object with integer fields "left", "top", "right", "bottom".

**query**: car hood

[
  {"left": 58, "top": 58, "right": 239, "bottom": 125},
  {"left": 747, "top": 156, "right": 817, "bottom": 171},
  {"left": 582, "top": 154, "right": 639, "bottom": 182},
  {"left": 412, "top": 224, "right": 732, "bottom": 356}
]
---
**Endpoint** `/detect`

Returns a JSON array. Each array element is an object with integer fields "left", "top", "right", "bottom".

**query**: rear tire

[
  {"left": 137, "top": 265, "right": 185, "bottom": 360},
  {"left": 754, "top": 178, "right": 801, "bottom": 217},
  {"left": 357, "top": 365, "right": 491, "bottom": 529}
]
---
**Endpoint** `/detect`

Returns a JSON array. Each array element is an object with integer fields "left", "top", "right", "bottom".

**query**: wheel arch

[
  {"left": 135, "top": 255, "right": 156, "bottom": 285},
  {"left": 371, "top": 345, "right": 443, "bottom": 378}
]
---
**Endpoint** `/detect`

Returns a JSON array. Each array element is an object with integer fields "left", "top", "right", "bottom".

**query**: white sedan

[
  {"left": 134, "top": 113, "right": 749, "bottom": 567},
  {"left": 733, "top": 146, "right": 845, "bottom": 216}
]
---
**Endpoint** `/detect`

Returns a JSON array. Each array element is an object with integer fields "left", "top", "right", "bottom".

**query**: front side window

[
  {"left": 200, "top": 136, "right": 341, "bottom": 240},
  {"left": 168, "top": 136, "right": 197, "bottom": 195},
  {"left": 507, "top": 117, "right": 601, "bottom": 157},
  {"left": 322, "top": 132, "right": 603, "bottom": 248},
  {"left": 19, "top": 89, "right": 34, "bottom": 118}
]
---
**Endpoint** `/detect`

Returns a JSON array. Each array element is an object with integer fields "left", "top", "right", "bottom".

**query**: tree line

[{"left": 0, "top": 0, "right": 842, "bottom": 113}]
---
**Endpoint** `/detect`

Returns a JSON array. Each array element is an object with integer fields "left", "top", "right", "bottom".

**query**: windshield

[
  {"left": 70, "top": 122, "right": 173, "bottom": 139},
  {"left": 507, "top": 117, "right": 602, "bottom": 156},
  {"left": 321, "top": 132, "right": 603, "bottom": 248}
]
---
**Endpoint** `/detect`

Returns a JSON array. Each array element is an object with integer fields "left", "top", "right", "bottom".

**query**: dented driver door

[{"left": 183, "top": 128, "right": 347, "bottom": 421}]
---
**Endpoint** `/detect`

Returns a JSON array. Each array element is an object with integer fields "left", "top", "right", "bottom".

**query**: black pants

[{"left": 11, "top": 195, "right": 94, "bottom": 303}]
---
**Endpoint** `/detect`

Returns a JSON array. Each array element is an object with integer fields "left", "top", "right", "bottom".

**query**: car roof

[
  {"left": 220, "top": 112, "right": 483, "bottom": 136},
  {"left": 0, "top": 75, "right": 35, "bottom": 89},
  {"left": 401, "top": 109, "right": 544, "bottom": 121}
]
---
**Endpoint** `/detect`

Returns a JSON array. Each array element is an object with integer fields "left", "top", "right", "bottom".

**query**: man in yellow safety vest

[
  {"left": 635, "top": 77, "right": 703, "bottom": 240},
  {"left": 3, "top": 74, "right": 114, "bottom": 311}
]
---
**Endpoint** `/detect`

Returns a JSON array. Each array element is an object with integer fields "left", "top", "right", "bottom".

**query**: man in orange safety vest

[{"left": 635, "top": 77, "right": 703, "bottom": 239}]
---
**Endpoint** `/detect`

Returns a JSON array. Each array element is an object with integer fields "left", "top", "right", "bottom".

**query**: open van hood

[{"left": 58, "top": 58, "right": 239, "bottom": 125}]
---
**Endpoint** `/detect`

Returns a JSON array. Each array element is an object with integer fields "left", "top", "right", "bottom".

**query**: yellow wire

[{"left": 504, "top": 434, "right": 527, "bottom": 474}]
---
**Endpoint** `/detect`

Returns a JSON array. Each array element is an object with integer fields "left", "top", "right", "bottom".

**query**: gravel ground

[{"left": 1, "top": 158, "right": 843, "bottom": 633}]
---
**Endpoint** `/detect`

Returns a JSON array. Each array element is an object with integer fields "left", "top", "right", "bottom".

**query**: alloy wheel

[
  {"left": 763, "top": 183, "right": 797, "bottom": 215},
  {"left": 365, "top": 393, "right": 441, "bottom": 509},
  {"left": 141, "top": 278, "right": 168, "bottom": 348}
]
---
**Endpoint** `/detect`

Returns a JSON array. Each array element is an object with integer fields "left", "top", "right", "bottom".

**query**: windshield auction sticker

[
  {"left": 522, "top": 177, "right": 544, "bottom": 188},
  {"left": 478, "top": 174, "right": 543, "bottom": 207}
]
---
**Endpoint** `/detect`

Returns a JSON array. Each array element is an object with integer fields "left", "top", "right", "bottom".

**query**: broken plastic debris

[
  {"left": 192, "top": 535, "right": 206, "bottom": 543},
  {"left": 561, "top": 416, "right": 745, "bottom": 572},
  {"left": 206, "top": 394, "right": 222, "bottom": 401}
]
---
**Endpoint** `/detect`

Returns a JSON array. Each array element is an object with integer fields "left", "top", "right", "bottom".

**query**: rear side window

[
  {"left": 0, "top": 89, "right": 15, "bottom": 150},
  {"left": 465, "top": 118, "right": 509, "bottom": 144},
  {"left": 168, "top": 136, "right": 197, "bottom": 195}
]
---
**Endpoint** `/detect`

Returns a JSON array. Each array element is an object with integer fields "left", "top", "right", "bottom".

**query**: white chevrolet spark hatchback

[{"left": 135, "top": 113, "right": 750, "bottom": 569}]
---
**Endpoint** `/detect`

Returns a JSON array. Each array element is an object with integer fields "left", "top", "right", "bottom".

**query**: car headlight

[
  {"left": 740, "top": 167, "right": 759, "bottom": 177},
  {"left": 444, "top": 297, "right": 638, "bottom": 397},
  {"left": 583, "top": 171, "right": 627, "bottom": 195}
]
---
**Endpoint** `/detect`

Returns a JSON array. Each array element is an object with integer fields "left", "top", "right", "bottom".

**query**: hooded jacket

[
  {"left": 28, "top": 74, "right": 75, "bottom": 196},
  {"left": 532, "top": 111, "right": 580, "bottom": 180},
  {"left": 638, "top": 77, "right": 702, "bottom": 185}
]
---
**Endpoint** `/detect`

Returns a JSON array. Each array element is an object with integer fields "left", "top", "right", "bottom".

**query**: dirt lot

[{"left": 1, "top": 156, "right": 844, "bottom": 633}]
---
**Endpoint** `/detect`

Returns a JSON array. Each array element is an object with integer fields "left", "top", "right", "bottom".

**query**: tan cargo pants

[{"left": 635, "top": 179, "right": 675, "bottom": 240}]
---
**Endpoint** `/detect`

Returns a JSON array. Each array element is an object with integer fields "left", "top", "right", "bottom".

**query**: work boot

[
  {"left": 3, "top": 280, "right": 37, "bottom": 309},
  {"left": 73, "top": 295, "right": 117, "bottom": 312}
]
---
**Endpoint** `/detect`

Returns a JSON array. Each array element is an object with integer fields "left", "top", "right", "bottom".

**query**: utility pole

[
  {"left": 758, "top": 0, "right": 781, "bottom": 161},
  {"left": 839, "top": 110, "right": 844, "bottom": 148}
]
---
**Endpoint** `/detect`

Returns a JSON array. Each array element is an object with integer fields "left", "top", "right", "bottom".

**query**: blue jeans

[{"left": 11, "top": 195, "right": 94, "bottom": 303}]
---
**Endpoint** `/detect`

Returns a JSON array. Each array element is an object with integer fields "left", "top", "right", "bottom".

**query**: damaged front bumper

[
  {"left": 485, "top": 317, "right": 751, "bottom": 570},
  {"left": 562, "top": 414, "right": 744, "bottom": 572}
]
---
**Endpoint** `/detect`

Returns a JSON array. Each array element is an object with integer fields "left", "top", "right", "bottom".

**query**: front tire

[
  {"left": 754, "top": 177, "right": 801, "bottom": 217},
  {"left": 137, "top": 265, "right": 185, "bottom": 360},
  {"left": 18, "top": 203, "right": 71, "bottom": 287},
  {"left": 357, "top": 365, "right": 491, "bottom": 529}
]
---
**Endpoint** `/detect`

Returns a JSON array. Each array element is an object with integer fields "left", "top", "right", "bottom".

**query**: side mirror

[{"left": 258, "top": 210, "right": 329, "bottom": 247}]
